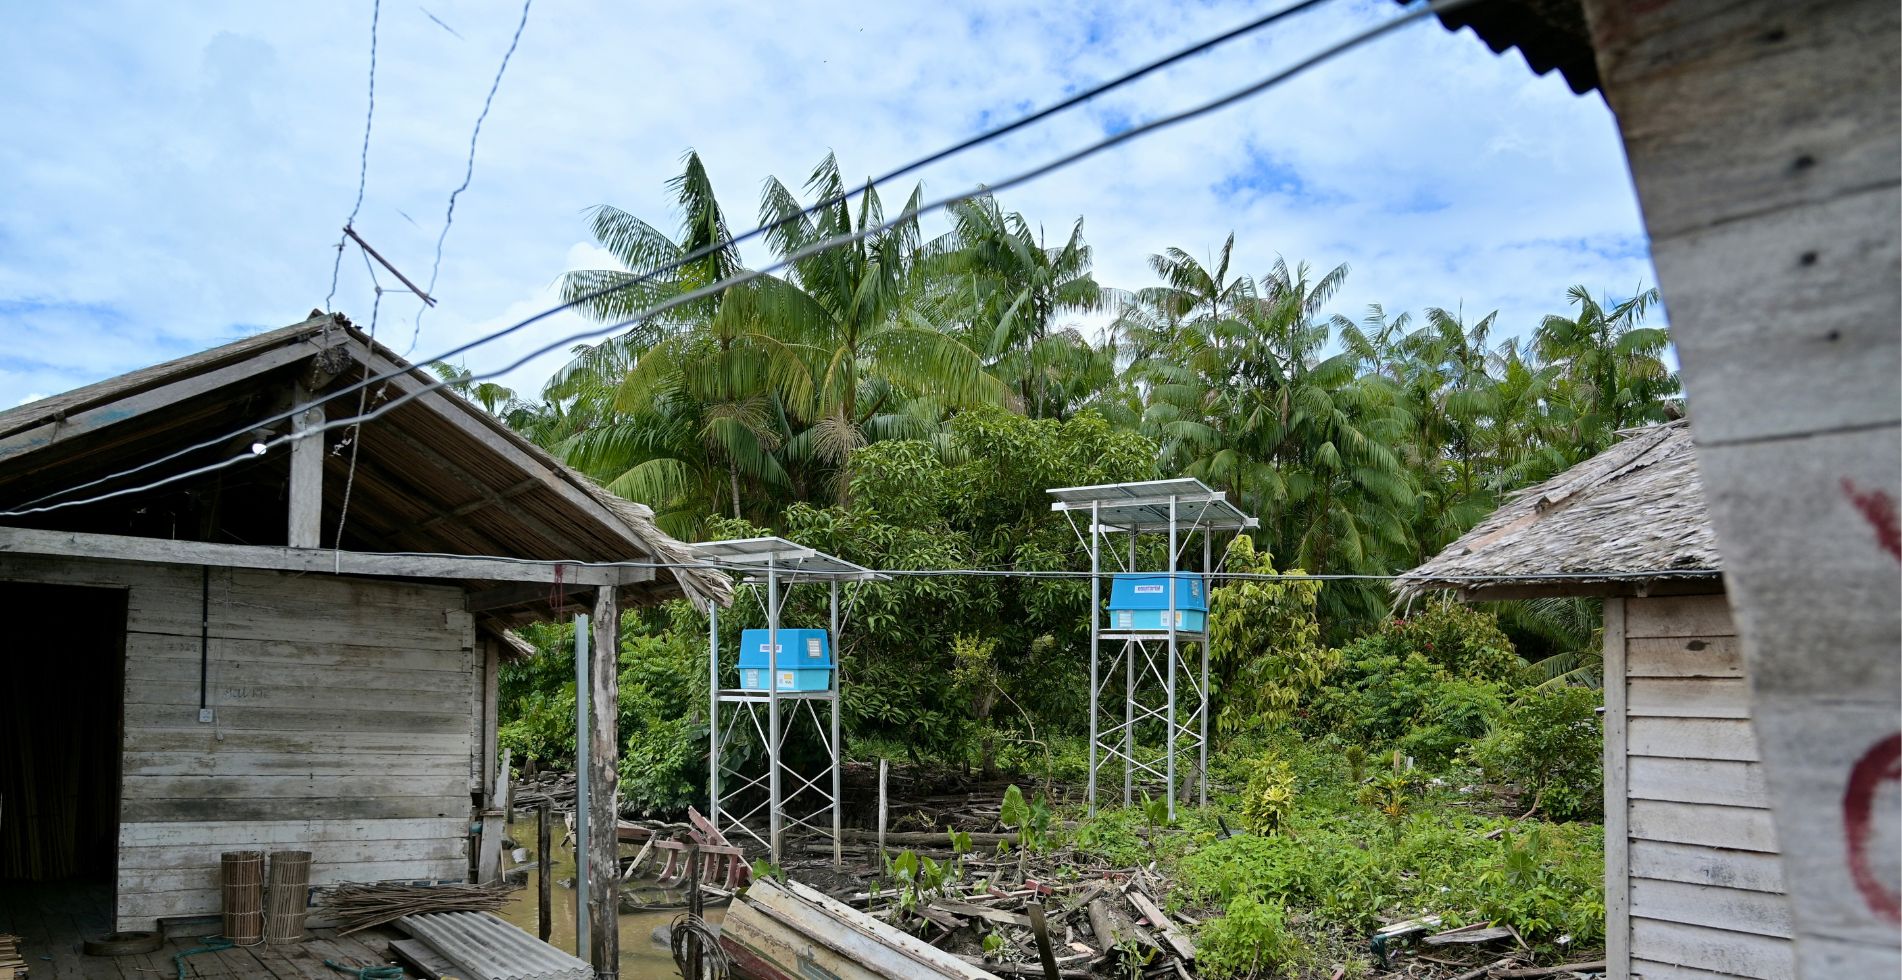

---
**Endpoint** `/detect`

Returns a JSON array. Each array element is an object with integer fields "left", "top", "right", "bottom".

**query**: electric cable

[
  {"left": 0, "top": 0, "right": 1481, "bottom": 520},
  {"left": 325, "top": 0, "right": 382, "bottom": 315},
  {"left": 1, "top": 0, "right": 1363, "bottom": 516}
]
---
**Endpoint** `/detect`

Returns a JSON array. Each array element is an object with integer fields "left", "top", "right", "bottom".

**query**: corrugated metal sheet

[
  {"left": 1400, "top": 0, "right": 1600, "bottom": 94},
  {"left": 398, "top": 911, "right": 593, "bottom": 980}
]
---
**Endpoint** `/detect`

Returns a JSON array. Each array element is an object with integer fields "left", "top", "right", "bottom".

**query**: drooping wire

[
  {"left": 405, "top": 0, "right": 536, "bottom": 355},
  {"left": 1, "top": 0, "right": 1477, "bottom": 519},
  {"left": 325, "top": 0, "right": 382, "bottom": 316},
  {"left": 331, "top": 248, "right": 385, "bottom": 555}
]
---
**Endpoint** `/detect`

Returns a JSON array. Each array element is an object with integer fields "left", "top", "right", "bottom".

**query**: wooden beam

[
  {"left": 586, "top": 588, "right": 622, "bottom": 976},
  {"left": 411, "top": 478, "right": 543, "bottom": 535},
  {"left": 288, "top": 386, "right": 324, "bottom": 548},
  {"left": 0, "top": 525, "right": 639, "bottom": 586},
  {"left": 1603, "top": 598, "right": 1631, "bottom": 980},
  {"left": 349, "top": 343, "right": 652, "bottom": 558},
  {"left": 465, "top": 581, "right": 580, "bottom": 614},
  {"left": 0, "top": 341, "right": 322, "bottom": 462}
]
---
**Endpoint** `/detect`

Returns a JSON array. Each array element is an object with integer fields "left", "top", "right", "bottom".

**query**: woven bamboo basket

[
  {"left": 220, "top": 851, "right": 264, "bottom": 944},
  {"left": 264, "top": 850, "right": 313, "bottom": 944}
]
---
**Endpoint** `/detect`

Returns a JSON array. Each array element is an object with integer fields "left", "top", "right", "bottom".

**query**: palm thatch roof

[{"left": 1396, "top": 420, "right": 1721, "bottom": 599}]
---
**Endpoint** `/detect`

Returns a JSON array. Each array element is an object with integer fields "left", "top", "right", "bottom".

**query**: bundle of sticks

[{"left": 315, "top": 882, "right": 515, "bottom": 935}]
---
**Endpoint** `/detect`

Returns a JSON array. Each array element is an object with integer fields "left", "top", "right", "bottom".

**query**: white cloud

[{"left": 0, "top": 0, "right": 1657, "bottom": 408}]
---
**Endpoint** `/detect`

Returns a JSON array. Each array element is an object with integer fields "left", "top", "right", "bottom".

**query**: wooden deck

[{"left": 0, "top": 880, "right": 420, "bottom": 979}]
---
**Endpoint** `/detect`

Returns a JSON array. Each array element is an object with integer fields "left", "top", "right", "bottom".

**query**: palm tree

[
  {"left": 1534, "top": 285, "right": 1678, "bottom": 461},
  {"left": 757, "top": 154, "right": 1008, "bottom": 490},
  {"left": 930, "top": 196, "right": 1110, "bottom": 417},
  {"left": 548, "top": 152, "right": 810, "bottom": 526}
]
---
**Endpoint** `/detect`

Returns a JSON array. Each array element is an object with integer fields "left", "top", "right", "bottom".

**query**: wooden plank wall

[
  {"left": 1576, "top": 0, "right": 1901, "bottom": 974},
  {"left": 1614, "top": 595, "right": 1794, "bottom": 980},
  {"left": 0, "top": 554, "right": 480, "bottom": 930}
]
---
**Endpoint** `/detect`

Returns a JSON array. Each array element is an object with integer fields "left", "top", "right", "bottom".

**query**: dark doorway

[{"left": 0, "top": 583, "right": 127, "bottom": 891}]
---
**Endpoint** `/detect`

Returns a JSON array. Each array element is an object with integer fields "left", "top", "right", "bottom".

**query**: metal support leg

[
  {"left": 708, "top": 604, "right": 720, "bottom": 824},
  {"left": 1125, "top": 531, "right": 1136, "bottom": 806},
  {"left": 766, "top": 562, "right": 782, "bottom": 866},
  {"left": 1201, "top": 532, "right": 1212, "bottom": 808},
  {"left": 829, "top": 579, "right": 842, "bottom": 868},
  {"left": 1087, "top": 501, "right": 1100, "bottom": 814},
  {"left": 1166, "top": 495, "right": 1178, "bottom": 820}
]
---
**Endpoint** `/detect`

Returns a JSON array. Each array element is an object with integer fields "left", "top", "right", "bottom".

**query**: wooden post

[
  {"left": 1571, "top": 0, "right": 1901, "bottom": 974},
  {"left": 287, "top": 387, "right": 324, "bottom": 548},
  {"left": 537, "top": 803, "right": 552, "bottom": 943},
  {"left": 1601, "top": 598, "right": 1630, "bottom": 979},
  {"left": 586, "top": 588, "right": 622, "bottom": 978},
  {"left": 876, "top": 759, "right": 889, "bottom": 866}
]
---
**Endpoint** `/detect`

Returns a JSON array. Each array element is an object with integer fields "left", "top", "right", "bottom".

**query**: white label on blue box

[
  {"left": 807, "top": 638, "right": 822, "bottom": 658},
  {"left": 1133, "top": 584, "right": 1164, "bottom": 594},
  {"left": 778, "top": 671, "right": 797, "bottom": 689}
]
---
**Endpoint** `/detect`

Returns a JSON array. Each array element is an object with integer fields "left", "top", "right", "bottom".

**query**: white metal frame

[
  {"left": 1050, "top": 479, "right": 1258, "bottom": 818},
  {"left": 697, "top": 537, "right": 884, "bottom": 866}
]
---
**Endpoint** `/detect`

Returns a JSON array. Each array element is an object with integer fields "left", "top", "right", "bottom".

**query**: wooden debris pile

[
  {"left": 314, "top": 882, "right": 515, "bottom": 935},
  {"left": 852, "top": 868, "right": 1200, "bottom": 979},
  {"left": 1372, "top": 915, "right": 1605, "bottom": 979},
  {"left": 0, "top": 933, "right": 25, "bottom": 979}
]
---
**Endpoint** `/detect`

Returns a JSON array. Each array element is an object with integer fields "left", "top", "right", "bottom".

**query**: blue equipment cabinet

[
  {"left": 737, "top": 628, "right": 834, "bottom": 692},
  {"left": 1107, "top": 572, "right": 1208, "bottom": 632}
]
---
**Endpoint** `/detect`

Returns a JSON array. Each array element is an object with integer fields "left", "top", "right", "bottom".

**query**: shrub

[
  {"left": 1388, "top": 603, "right": 1525, "bottom": 683},
  {"left": 1474, "top": 687, "right": 1604, "bottom": 820},
  {"left": 1239, "top": 754, "right": 1296, "bottom": 835},
  {"left": 1197, "top": 894, "right": 1302, "bottom": 979},
  {"left": 1208, "top": 537, "right": 1331, "bottom": 734}
]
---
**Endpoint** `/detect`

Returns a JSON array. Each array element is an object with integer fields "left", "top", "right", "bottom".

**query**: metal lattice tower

[
  {"left": 695, "top": 537, "right": 884, "bottom": 866},
  {"left": 1049, "top": 479, "right": 1258, "bottom": 818}
]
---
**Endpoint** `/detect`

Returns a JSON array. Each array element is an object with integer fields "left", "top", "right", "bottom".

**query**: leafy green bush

[
  {"left": 1208, "top": 537, "right": 1331, "bottom": 734},
  {"left": 1475, "top": 687, "right": 1604, "bottom": 820},
  {"left": 1238, "top": 754, "right": 1296, "bottom": 835},
  {"left": 1388, "top": 604, "right": 1525, "bottom": 683},
  {"left": 1196, "top": 893, "right": 1301, "bottom": 979}
]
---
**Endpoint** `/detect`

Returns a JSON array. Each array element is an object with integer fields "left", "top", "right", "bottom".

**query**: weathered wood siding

[
  {"left": 1607, "top": 595, "right": 1794, "bottom": 980},
  {"left": 1576, "top": 0, "right": 1901, "bottom": 974},
  {"left": 0, "top": 554, "right": 479, "bottom": 930}
]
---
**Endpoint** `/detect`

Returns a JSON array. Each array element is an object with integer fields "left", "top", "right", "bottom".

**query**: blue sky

[{"left": 0, "top": 0, "right": 1656, "bottom": 407}]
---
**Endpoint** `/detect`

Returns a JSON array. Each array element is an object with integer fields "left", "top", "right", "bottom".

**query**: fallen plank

[
  {"left": 1123, "top": 888, "right": 1195, "bottom": 961},
  {"left": 954, "top": 955, "right": 1090, "bottom": 979},
  {"left": 1493, "top": 961, "right": 1608, "bottom": 978},
  {"left": 935, "top": 901, "right": 1033, "bottom": 928},
  {"left": 1424, "top": 923, "right": 1514, "bottom": 945}
]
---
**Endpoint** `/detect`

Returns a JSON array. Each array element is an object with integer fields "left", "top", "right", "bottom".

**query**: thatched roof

[
  {"left": 0, "top": 312, "right": 730, "bottom": 617},
  {"left": 1396, "top": 420, "right": 1722, "bottom": 599}
]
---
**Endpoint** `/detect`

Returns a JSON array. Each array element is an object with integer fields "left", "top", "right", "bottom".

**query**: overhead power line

[
  {"left": 0, "top": 0, "right": 1353, "bottom": 516},
  {"left": 0, "top": 0, "right": 1478, "bottom": 519},
  {"left": 325, "top": 0, "right": 383, "bottom": 314},
  {"left": 406, "top": 0, "right": 536, "bottom": 354}
]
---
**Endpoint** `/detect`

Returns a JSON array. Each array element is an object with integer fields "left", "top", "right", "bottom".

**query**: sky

[{"left": 0, "top": 0, "right": 1658, "bottom": 408}]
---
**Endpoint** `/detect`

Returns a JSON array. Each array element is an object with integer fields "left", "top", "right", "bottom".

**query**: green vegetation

[{"left": 466, "top": 151, "right": 1665, "bottom": 976}]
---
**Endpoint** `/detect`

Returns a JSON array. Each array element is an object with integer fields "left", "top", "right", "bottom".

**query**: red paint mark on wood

[
  {"left": 1842, "top": 479, "right": 1902, "bottom": 560},
  {"left": 1844, "top": 732, "right": 1902, "bottom": 924}
]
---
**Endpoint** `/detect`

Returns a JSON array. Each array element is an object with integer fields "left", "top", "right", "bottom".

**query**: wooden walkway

[{"left": 0, "top": 880, "right": 418, "bottom": 979}]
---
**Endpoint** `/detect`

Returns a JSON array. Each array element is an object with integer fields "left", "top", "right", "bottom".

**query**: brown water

[{"left": 493, "top": 813, "right": 724, "bottom": 979}]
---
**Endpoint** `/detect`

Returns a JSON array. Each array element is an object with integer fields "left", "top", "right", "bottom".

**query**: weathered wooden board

[
  {"left": 1631, "top": 878, "right": 1795, "bottom": 939},
  {"left": 1633, "top": 958, "right": 1759, "bottom": 980},
  {"left": 124, "top": 858, "right": 467, "bottom": 896},
  {"left": 1623, "top": 595, "right": 1737, "bottom": 640},
  {"left": 1627, "top": 718, "right": 1759, "bottom": 762},
  {"left": 121, "top": 796, "right": 469, "bottom": 823},
  {"left": 1629, "top": 800, "right": 1779, "bottom": 853},
  {"left": 126, "top": 729, "right": 471, "bottom": 756},
  {"left": 127, "top": 631, "right": 477, "bottom": 673},
  {"left": 119, "top": 817, "right": 466, "bottom": 849},
  {"left": 1628, "top": 757, "right": 1768, "bottom": 808},
  {"left": 124, "top": 773, "right": 468, "bottom": 801},
  {"left": 1624, "top": 635, "right": 1742, "bottom": 678},
  {"left": 124, "top": 703, "right": 471, "bottom": 735},
  {"left": 1628, "top": 917, "right": 1795, "bottom": 980},
  {"left": 126, "top": 653, "right": 475, "bottom": 692},
  {"left": 1602, "top": 597, "right": 1632, "bottom": 977},
  {"left": 1629, "top": 840, "right": 1787, "bottom": 895},
  {"left": 123, "top": 750, "right": 469, "bottom": 778},
  {"left": 1626, "top": 678, "right": 1750, "bottom": 719}
]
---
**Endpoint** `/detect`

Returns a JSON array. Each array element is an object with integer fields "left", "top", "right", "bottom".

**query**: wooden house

[
  {"left": 1401, "top": 420, "right": 1798, "bottom": 979},
  {"left": 0, "top": 311, "right": 728, "bottom": 937},
  {"left": 1411, "top": 0, "right": 1899, "bottom": 975}
]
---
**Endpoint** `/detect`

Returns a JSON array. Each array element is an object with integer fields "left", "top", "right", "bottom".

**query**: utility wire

[
  {"left": 405, "top": 0, "right": 536, "bottom": 355},
  {"left": 325, "top": 0, "right": 383, "bottom": 314},
  {"left": 7, "top": 0, "right": 1347, "bottom": 515},
  {"left": 1, "top": 0, "right": 1477, "bottom": 519}
]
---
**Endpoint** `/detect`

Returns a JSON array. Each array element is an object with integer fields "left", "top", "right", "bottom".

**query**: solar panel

[
  {"left": 1047, "top": 477, "right": 1258, "bottom": 531},
  {"left": 689, "top": 536, "right": 887, "bottom": 582}
]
